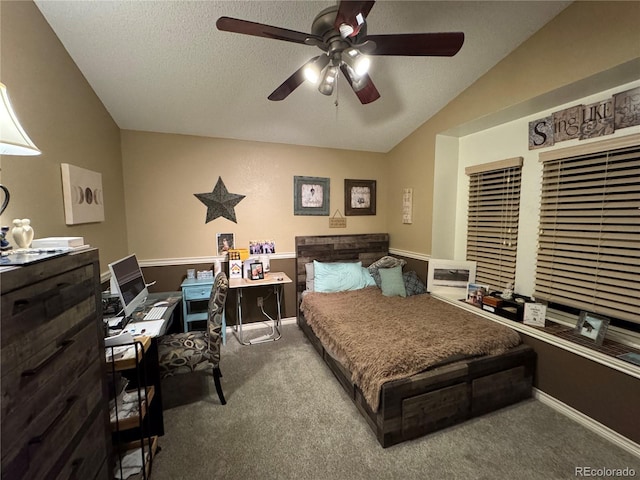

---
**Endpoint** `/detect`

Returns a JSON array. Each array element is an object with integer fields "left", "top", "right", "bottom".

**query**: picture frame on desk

[
  {"left": 574, "top": 311, "right": 610, "bottom": 346},
  {"left": 250, "top": 262, "right": 264, "bottom": 280},
  {"left": 216, "top": 233, "right": 234, "bottom": 256}
]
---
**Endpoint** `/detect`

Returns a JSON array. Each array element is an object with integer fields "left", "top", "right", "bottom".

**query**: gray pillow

[{"left": 403, "top": 270, "right": 427, "bottom": 296}]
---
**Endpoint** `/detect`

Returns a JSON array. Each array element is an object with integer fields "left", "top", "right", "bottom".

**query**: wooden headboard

[{"left": 295, "top": 233, "right": 389, "bottom": 299}]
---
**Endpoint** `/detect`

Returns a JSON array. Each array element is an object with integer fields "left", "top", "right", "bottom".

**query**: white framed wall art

[{"left": 61, "top": 163, "right": 105, "bottom": 225}]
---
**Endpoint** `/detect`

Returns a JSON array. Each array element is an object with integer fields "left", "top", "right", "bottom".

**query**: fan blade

[
  {"left": 268, "top": 56, "right": 330, "bottom": 101},
  {"left": 335, "top": 1, "right": 375, "bottom": 37},
  {"left": 216, "top": 16, "right": 321, "bottom": 45},
  {"left": 340, "top": 64, "right": 380, "bottom": 104},
  {"left": 365, "top": 32, "right": 464, "bottom": 56}
]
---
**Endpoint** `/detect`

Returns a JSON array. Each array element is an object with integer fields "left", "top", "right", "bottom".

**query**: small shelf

[
  {"left": 113, "top": 435, "right": 158, "bottom": 480},
  {"left": 106, "top": 336, "right": 152, "bottom": 371},
  {"left": 110, "top": 385, "right": 155, "bottom": 431}
]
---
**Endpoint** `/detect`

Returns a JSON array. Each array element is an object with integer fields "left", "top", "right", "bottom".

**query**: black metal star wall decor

[{"left": 194, "top": 176, "right": 246, "bottom": 224}]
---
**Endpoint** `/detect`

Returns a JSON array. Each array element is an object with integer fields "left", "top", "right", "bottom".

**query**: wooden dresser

[{"left": 1, "top": 249, "right": 111, "bottom": 480}]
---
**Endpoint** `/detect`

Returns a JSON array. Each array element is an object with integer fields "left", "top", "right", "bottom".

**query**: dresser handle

[
  {"left": 21, "top": 339, "right": 75, "bottom": 378},
  {"left": 68, "top": 457, "right": 84, "bottom": 479},
  {"left": 12, "top": 298, "right": 30, "bottom": 313},
  {"left": 28, "top": 395, "right": 78, "bottom": 446}
]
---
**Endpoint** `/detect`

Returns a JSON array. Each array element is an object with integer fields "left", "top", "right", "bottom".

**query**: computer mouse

[{"left": 154, "top": 301, "right": 169, "bottom": 307}]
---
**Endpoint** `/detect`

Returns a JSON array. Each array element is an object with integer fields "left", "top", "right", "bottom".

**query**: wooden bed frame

[{"left": 295, "top": 233, "right": 536, "bottom": 448}]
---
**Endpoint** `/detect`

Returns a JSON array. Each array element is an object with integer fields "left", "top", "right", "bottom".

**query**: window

[
  {"left": 535, "top": 133, "right": 640, "bottom": 325},
  {"left": 465, "top": 157, "right": 523, "bottom": 291}
]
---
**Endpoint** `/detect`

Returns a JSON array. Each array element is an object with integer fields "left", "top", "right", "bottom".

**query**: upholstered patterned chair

[{"left": 157, "top": 271, "right": 228, "bottom": 404}]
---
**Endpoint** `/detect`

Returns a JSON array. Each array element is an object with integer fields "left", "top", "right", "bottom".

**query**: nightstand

[{"left": 180, "top": 277, "right": 226, "bottom": 343}]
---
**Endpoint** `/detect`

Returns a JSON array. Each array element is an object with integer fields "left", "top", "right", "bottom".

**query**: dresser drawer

[
  {"left": 1, "top": 322, "right": 104, "bottom": 480},
  {"left": 1, "top": 264, "right": 97, "bottom": 370},
  {"left": 54, "top": 407, "right": 109, "bottom": 480},
  {"left": 183, "top": 285, "right": 213, "bottom": 301}
]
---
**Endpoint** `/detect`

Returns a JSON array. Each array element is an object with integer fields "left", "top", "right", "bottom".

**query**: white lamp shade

[{"left": 0, "top": 83, "right": 40, "bottom": 156}]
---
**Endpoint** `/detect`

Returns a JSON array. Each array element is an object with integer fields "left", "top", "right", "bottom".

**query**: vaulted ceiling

[{"left": 35, "top": 1, "right": 570, "bottom": 153}]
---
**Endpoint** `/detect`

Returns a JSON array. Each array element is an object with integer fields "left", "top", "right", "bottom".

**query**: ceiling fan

[{"left": 216, "top": 1, "right": 464, "bottom": 104}]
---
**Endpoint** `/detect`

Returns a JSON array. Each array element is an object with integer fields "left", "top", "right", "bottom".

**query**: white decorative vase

[{"left": 12, "top": 218, "right": 34, "bottom": 248}]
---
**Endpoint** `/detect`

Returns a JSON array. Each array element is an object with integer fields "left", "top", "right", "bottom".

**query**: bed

[{"left": 295, "top": 233, "right": 536, "bottom": 448}]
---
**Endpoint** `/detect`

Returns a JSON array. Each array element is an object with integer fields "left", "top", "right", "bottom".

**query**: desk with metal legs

[{"left": 228, "top": 272, "right": 292, "bottom": 345}]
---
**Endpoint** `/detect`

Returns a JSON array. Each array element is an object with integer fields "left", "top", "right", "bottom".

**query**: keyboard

[{"left": 143, "top": 306, "right": 167, "bottom": 320}]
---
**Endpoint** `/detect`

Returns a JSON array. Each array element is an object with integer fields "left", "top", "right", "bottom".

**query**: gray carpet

[{"left": 152, "top": 323, "right": 639, "bottom": 480}]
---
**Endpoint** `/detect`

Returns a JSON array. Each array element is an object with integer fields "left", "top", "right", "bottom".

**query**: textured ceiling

[{"left": 34, "top": 1, "right": 570, "bottom": 153}]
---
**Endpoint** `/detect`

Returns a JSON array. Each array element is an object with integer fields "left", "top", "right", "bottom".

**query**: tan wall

[
  {"left": 120, "top": 130, "right": 388, "bottom": 259},
  {"left": 387, "top": 0, "right": 640, "bottom": 255},
  {"left": 0, "top": 1, "right": 127, "bottom": 270},
  {"left": 4, "top": 1, "right": 638, "bottom": 266}
]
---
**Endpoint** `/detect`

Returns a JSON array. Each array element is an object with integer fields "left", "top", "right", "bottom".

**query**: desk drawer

[{"left": 183, "top": 285, "right": 212, "bottom": 301}]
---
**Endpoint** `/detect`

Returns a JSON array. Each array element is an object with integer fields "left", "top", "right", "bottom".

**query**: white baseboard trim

[
  {"left": 534, "top": 388, "right": 640, "bottom": 459},
  {"left": 388, "top": 248, "right": 431, "bottom": 262},
  {"left": 225, "top": 316, "right": 296, "bottom": 335}
]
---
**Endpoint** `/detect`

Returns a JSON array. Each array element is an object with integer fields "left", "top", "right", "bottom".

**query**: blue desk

[{"left": 180, "top": 278, "right": 226, "bottom": 344}]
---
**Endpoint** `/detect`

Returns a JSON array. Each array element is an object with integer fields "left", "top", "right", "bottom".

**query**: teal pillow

[
  {"left": 379, "top": 265, "right": 407, "bottom": 297},
  {"left": 314, "top": 260, "right": 366, "bottom": 292}
]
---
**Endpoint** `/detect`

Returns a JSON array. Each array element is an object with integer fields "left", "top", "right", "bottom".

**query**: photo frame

[
  {"left": 249, "top": 239, "right": 275, "bottom": 255},
  {"left": 574, "top": 311, "right": 610, "bottom": 346},
  {"left": 250, "top": 262, "right": 264, "bottom": 280},
  {"left": 466, "top": 283, "right": 489, "bottom": 307},
  {"left": 344, "top": 179, "right": 376, "bottom": 216},
  {"left": 426, "top": 259, "right": 477, "bottom": 295},
  {"left": 294, "top": 176, "right": 330, "bottom": 216},
  {"left": 60, "top": 163, "right": 105, "bottom": 225},
  {"left": 216, "top": 233, "right": 235, "bottom": 255}
]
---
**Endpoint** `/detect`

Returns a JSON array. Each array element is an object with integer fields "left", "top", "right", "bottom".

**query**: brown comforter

[{"left": 300, "top": 288, "right": 521, "bottom": 411}]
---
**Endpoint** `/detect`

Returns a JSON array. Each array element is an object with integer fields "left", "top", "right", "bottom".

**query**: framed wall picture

[
  {"left": 345, "top": 179, "right": 376, "bottom": 216},
  {"left": 294, "top": 176, "right": 330, "bottom": 216},
  {"left": 574, "top": 311, "right": 610, "bottom": 346},
  {"left": 60, "top": 163, "right": 105, "bottom": 225},
  {"left": 250, "top": 262, "right": 264, "bottom": 280}
]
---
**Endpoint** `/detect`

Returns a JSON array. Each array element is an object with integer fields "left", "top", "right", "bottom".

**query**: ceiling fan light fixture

[
  {"left": 318, "top": 66, "right": 338, "bottom": 96},
  {"left": 303, "top": 63, "right": 320, "bottom": 84},
  {"left": 344, "top": 49, "right": 370, "bottom": 77}
]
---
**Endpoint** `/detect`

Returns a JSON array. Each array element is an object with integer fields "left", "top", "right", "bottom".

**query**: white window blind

[
  {"left": 535, "top": 134, "right": 640, "bottom": 324},
  {"left": 466, "top": 157, "right": 523, "bottom": 291}
]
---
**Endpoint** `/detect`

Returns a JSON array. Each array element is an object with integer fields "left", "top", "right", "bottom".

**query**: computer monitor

[{"left": 108, "top": 253, "right": 148, "bottom": 318}]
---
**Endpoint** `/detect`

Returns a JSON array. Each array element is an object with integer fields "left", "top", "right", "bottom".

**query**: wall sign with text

[{"left": 528, "top": 86, "right": 639, "bottom": 150}]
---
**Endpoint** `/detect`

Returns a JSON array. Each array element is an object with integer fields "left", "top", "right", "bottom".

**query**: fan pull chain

[{"left": 334, "top": 72, "right": 340, "bottom": 121}]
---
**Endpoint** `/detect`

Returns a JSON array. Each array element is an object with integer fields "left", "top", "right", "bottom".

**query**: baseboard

[{"left": 533, "top": 388, "right": 640, "bottom": 459}]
